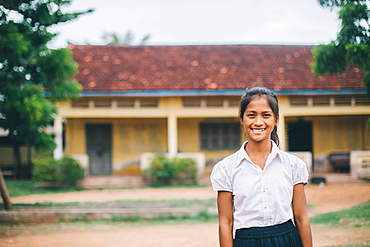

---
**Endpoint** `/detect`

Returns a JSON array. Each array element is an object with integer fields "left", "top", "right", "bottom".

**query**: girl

[{"left": 210, "top": 87, "right": 312, "bottom": 247}]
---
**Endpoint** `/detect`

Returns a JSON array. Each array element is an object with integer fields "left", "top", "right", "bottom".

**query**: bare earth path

[{"left": 1, "top": 182, "right": 369, "bottom": 247}]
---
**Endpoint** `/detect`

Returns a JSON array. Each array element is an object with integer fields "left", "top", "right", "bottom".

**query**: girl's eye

[
  {"left": 263, "top": 114, "right": 271, "bottom": 117},
  {"left": 247, "top": 114, "right": 255, "bottom": 117}
]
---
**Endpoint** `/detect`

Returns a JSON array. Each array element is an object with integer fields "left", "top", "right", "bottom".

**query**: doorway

[
  {"left": 287, "top": 119, "right": 313, "bottom": 169},
  {"left": 86, "top": 124, "right": 112, "bottom": 175},
  {"left": 287, "top": 119, "right": 313, "bottom": 152}
]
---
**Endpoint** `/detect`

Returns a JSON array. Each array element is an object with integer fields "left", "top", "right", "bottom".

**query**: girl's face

[{"left": 240, "top": 96, "right": 278, "bottom": 144}]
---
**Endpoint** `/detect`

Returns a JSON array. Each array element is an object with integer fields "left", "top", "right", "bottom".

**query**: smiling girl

[{"left": 211, "top": 87, "right": 312, "bottom": 247}]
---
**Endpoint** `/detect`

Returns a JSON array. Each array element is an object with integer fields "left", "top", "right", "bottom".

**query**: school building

[{"left": 1, "top": 44, "right": 370, "bottom": 180}]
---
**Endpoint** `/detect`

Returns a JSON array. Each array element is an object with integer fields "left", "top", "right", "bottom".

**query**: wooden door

[{"left": 86, "top": 124, "right": 112, "bottom": 175}]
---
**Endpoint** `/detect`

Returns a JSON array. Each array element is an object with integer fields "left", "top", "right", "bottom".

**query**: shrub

[
  {"left": 144, "top": 155, "right": 173, "bottom": 185},
  {"left": 32, "top": 155, "right": 84, "bottom": 187},
  {"left": 58, "top": 156, "right": 85, "bottom": 187},
  {"left": 144, "top": 155, "right": 197, "bottom": 186},
  {"left": 32, "top": 156, "right": 59, "bottom": 183},
  {"left": 172, "top": 157, "right": 197, "bottom": 183}
]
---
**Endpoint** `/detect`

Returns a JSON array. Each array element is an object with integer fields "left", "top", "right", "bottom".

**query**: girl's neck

[
  {"left": 245, "top": 139, "right": 272, "bottom": 170},
  {"left": 245, "top": 139, "right": 272, "bottom": 156}
]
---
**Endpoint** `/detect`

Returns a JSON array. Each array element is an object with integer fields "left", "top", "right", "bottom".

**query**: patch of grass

[
  {"left": 4, "top": 179, "right": 79, "bottom": 197},
  {"left": 325, "top": 242, "right": 370, "bottom": 247},
  {"left": 57, "top": 209, "right": 217, "bottom": 225},
  {"left": 310, "top": 200, "right": 370, "bottom": 228}
]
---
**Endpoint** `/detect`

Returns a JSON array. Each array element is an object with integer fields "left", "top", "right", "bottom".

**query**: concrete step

[
  {"left": 79, "top": 175, "right": 212, "bottom": 189},
  {"left": 78, "top": 176, "right": 146, "bottom": 189},
  {"left": 310, "top": 173, "right": 363, "bottom": 184}
]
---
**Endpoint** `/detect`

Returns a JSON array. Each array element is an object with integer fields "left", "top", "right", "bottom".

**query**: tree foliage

[
  {"left": 312, "top": 0, "right": 370, "bottom": 98},
  {"left": 0, "top": 0, "right": 92, "bottom": 178},
  {"left": 102, "top": 30, "right": 151, "bottom": 46}
]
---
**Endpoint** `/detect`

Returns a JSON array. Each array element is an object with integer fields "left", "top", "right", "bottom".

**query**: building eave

[{"left": 75, "top": 89, "right": 368, "bottom": 97}]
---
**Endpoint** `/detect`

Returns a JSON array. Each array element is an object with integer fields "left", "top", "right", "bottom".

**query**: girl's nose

[{"left": 254, "top": 117, "right": 263, "bottom": 125}]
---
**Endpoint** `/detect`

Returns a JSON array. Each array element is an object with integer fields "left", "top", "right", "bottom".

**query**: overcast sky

[{"left": 48, "top": 0, "right": 340, "bottom": 48}]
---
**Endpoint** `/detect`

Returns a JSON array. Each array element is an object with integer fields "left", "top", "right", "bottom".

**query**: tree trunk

[
  {"left": 13, "top": 142, "right": 21, "bottom": 180},
  {"left": 0, "top": 168, "right": 12, "bottom": 210}
]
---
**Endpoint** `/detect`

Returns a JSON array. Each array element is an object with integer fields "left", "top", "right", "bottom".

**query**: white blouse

[{"left": 210, "top": 141, "right": 309, "bottom": 230}]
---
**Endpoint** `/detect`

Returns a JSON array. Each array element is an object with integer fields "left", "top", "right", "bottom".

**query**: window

[
  {"left": 72, "top": 97, "right": 159, "bottom": 108},
  {"left": 312, "top": 96, "right": 330, "bottom": 106},
  {"left": 200, "top": 123, "right": 241, "bottom": 150},
  {"left": 289, "top": 95, "right": 370, "bottom": 107},
  {"left": 117, "top": 98, "right": 135, "bottom": 107},
  {"left": 140, "top": 98, "right": 158, "bottom": 107},
  {"left": 355, "top": 95, "right": 370, "bottom": 106},
  {"left": 206, "top": 98, "right": 224, "bottom": 107},
  {"left": 290, "top": 96, "right": 307, "bottom": 106},
  {"left": 182, "top": 96, "right": 240, "bottom": 107},
  {"left": 183, "top": 97, "right": 201, "bottom": 107},
  {"left": 226, "top": 97, "right": 241, "bottom": 107},
  {"left": 334, "top": 96, "right": 352, "bottom": 106},
  {"left": 94, "top": 98, "right": 111, "bottom": 108},
  {"left": 72, "top": 98, "right": 89, "bottom": 108}
]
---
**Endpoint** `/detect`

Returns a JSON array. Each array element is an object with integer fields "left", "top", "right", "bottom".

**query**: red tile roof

[{"left": 70, "top": 44, "right": 365, "bottom": 93}]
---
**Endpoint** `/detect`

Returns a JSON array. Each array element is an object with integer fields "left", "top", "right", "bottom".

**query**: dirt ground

[{"left": 1, "top": 182, "right": 370, "bottom": 247}]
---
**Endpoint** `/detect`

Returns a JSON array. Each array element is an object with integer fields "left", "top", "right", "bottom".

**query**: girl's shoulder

[
  {"left": 210, "top": 151, "right": 241, "bottom": 191},
  {"left": 278, "top": 150, "right": 307, "bottom": 168},
  {"left": 211, "top": 150, "right": 240, "bottom": 177},
  {"left": 215, "top": 150, "right": 240, "bottom": 168},
  {"left": 278, "top": 150, "right": 310, "bottom": 184}
]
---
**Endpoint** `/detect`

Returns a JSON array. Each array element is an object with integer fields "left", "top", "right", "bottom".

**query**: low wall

[
  {"left": 71, "top": 154, "right": 89, "bottom": 176},
  {"left": 350, "top": 151, "right": 370, "bottom": 179}
]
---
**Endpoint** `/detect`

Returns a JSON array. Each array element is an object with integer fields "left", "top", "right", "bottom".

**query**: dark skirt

[{"left": 233, "top": 220, "right": 303, "bottom": 247}]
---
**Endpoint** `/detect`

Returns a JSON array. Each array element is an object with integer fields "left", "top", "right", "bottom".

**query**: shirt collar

[{"left": 235, "top": 140, "right": 281, "bottom": 167}]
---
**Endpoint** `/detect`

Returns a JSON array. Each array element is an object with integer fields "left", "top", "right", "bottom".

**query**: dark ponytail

[{"left": 239, "top": 87, "right": 280, "bottom": 146}]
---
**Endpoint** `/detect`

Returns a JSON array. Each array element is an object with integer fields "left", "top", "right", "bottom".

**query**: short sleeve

[
  {"left": 292, "top": 157, "right": 309, "bottom": 185},
  {"left": 210, "top": 162, "right": 232, "bottom": 192}
]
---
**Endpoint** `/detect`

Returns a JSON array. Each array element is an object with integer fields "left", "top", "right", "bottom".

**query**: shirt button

[{"left": 264, "top": 221, "right": 269, "bottom": 225}]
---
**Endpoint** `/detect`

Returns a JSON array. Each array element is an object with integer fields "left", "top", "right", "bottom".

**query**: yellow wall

[
  {"left": 178, "top": 118, "right": 200, "bottom": 152},
  {"left": 65, "top": 118, "right": 167, "bottom": 175},
  {"left": 286, "top": 115, "right": 370, "bottom": 156},
  {"left": 313, "top": 115, "right": 369, "bottom": 155}
]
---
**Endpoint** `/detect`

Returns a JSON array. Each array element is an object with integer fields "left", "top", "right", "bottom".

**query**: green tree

[
  {"left": 0, "top": 0, "right": 92, "bottom": 181},
  {"left": 311, "top": 0, "right": 370, "bottom": 99}
]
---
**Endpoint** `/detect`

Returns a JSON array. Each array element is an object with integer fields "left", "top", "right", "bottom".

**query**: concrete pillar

[
  {"left": 53, "top": 116, "right": 63, "bottom": 160},
  {"left": 278, "top": 114, "right": 286, "bottom": 151},
  {"left": 167, "top": 114, "right": 178, "bottom": 158}
]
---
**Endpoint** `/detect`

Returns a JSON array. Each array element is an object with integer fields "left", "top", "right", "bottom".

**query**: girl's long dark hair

[{"left": 239, "top": 87, "right": 280, "bottom": 146}]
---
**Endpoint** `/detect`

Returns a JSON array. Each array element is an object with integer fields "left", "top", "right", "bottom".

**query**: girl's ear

[
  {"left": 239, "top": 118, "right": 245, "bottom": 130},
  {"left": 276, "top": 114, "right": 280, "bottom": 124}
]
